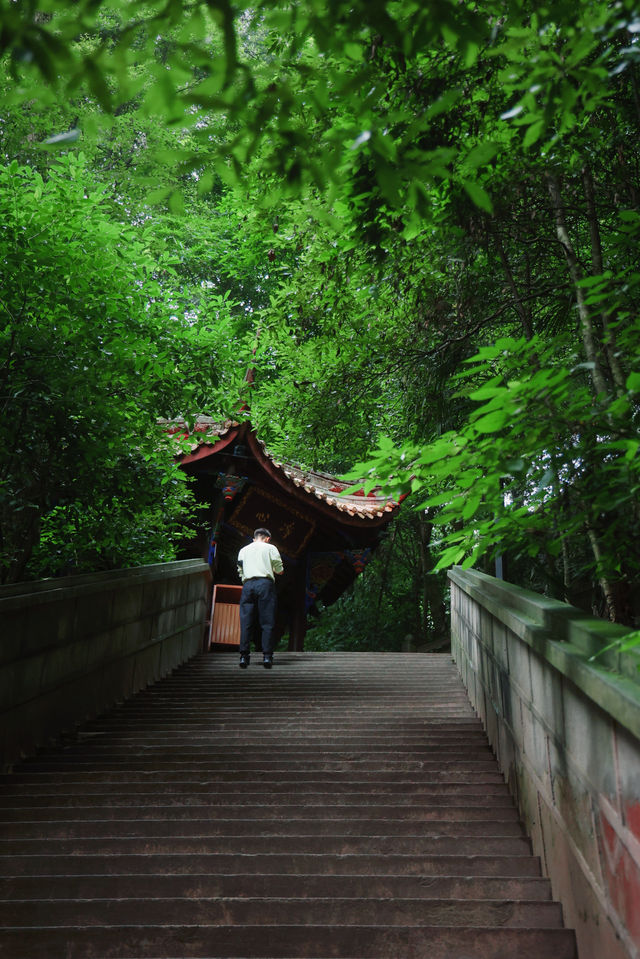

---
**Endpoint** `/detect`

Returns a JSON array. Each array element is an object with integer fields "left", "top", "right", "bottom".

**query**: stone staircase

[{"left": 0, "top": 651, "right": 577, "bottom": 958}]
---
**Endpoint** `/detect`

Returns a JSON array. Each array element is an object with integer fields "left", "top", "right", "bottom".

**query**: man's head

[{"left": 253, "top": 528, "right": 271, "bottom": 541}]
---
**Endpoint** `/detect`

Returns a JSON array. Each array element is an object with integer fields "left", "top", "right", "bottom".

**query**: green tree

[
  {"left": 2, "top": 0, "right": 640, "bottom": 635},
  {"left": 306, "top": 509, "right": 449, "bottom": 652},
  {"left": 0, "top": 156, "right": 240, "bottom": 581}
]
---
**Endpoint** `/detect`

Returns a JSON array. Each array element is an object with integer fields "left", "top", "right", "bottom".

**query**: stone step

[
  {"left": 77, "top": 715, "right": 477, "bottom": 726},
  {"left": 69, "top": 700, "right": 478, "bottom": 710},
  {"left": 0, "top": 924, "right": 578, "bottom": 958},
  {"left": 68, "top": 729, "right": 490, "bottom": 740},
  {"left": 0, "top": 817, "right": 525, "bottom": 839},
  {"left": 38, "top": 736, "right": 494, "bottom": 756},
  {"left": 80, "top": 720, "right": 483, "bottom": 731},
  {"left": 14, "top": 759, "right": 499, "bottom": 773},
  {"left": 0, "top": 896, "right": 564, "bottom": 928},
  {"left": 0, "top": 651, "right": 575, "bottom": 959},
  {"left": 0, "top": 789, "right": 516, "bottom": 806},
  {"left": 0, "top": 874, "right": 554, "bottom": 901},
  {"left": 0, "top": 851, "right": 545, "bottom": 877},
  {"left": 0, "top": 780, "right": 515, "bottom": 797},
  {"left": 0, "top": 802, "right": 521, "bottom": 821},
  {"left": 0, "top": 768, "right": 507, "bottom": 783},
  {"left": 81, "top": 709, "right": 479, "bottom": 720},
  {"left": 0, "top": 834, "right": 533, "bottom": 855}
]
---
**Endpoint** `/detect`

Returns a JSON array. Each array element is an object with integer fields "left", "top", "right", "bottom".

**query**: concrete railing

[
  {"left": 0, "top": 559, "right": 211, "bottom": 771},
  {"left": 449, "top": 567, "right": 640, "bottom": 959}
]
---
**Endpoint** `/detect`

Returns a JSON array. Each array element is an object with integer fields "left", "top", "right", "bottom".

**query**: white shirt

[{"left": 237, "top": 540, "right": 283, "bottom": 582}]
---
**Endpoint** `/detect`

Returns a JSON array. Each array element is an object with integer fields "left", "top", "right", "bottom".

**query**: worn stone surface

[
  {"left": 0, "top": 651, "right": 575, "bottom": 959},
  {"left": 538, "top": 797, "right": 630, "bottom": 959},
  {"left": 450, "top": 568, "right": 640, "bottom": 959},
  {"left": 0, "top": 560, "right": 210, "bottom": 770},
  {"left": 616, "top": 725, "right": 640, "bottom": 845}
]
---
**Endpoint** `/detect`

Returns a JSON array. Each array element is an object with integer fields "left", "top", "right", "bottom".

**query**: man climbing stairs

[{"left": 0, "top": 651, "right": 576, "bottom": 958}]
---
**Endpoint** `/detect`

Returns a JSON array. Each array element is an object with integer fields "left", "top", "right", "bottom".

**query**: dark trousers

[{"left": 239, "top": 577, "right": 277, "bottom": 654}]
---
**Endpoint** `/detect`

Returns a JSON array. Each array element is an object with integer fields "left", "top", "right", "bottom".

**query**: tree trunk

[
  {"left": 581, "top": 164, "right": 626, "bottom": 396},
  {"left": 416, "top": 511, "right": 447, "bottom": 643},
  {"left": 547, "top": 174, "right": 609, "bottom": 399},
  {"left": 629, "top": 57, "right": 640, "bottom": 127},
  {"left": 585, "top": 521, "right": 618, "bottom": 622},
  {"left": 493, "top": 230, "right": 533, "bottom": 339},
  {"left": 373, "top": 523, "right": 398, "bottom": 643}
]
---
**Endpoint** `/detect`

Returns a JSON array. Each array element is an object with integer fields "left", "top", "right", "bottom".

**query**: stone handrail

[
  {"left": 449, "top": 566, "right": 640, "bottom": 959},
  {"left": 0, "top": 559, "right": 211, "bottom": 770}
]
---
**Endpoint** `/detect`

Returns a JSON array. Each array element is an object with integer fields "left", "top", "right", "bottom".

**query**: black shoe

[
  {"left": 263, "top": 653, "right": 273, "bottom": 669},
  {"left": 239, "top": 653, "right": 250, "bottom": 668}
]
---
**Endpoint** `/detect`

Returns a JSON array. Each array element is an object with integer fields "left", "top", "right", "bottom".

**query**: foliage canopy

[{"left": 1, "top": 0, "right": 639, "bottom": 637}]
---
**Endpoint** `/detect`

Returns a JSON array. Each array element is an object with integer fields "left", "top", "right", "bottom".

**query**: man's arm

[{"left": 271, "top": 546, "right": 284, "bottom": 576}]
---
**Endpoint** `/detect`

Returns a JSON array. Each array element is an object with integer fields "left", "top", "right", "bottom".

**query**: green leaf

[
  {"left": 626, "top": 371, "right": 640, "bottom": 393},
  {"left": 472, "top": 410, "right": 510, "bottom": 433},
  {"left": 464, "top": 142, "right": 498, "bottom": 171},
  {"left": 461, "top": 179, "right": 493, "bottom": 213},
  {"left": 434, "top": 544, "right": 468, "bottom": 571},
  {"left": 462, "top": 493, "right": 482, "bottom": 520},
  {"left": 522, "top": 120, "right": 544, "bottom": 149}
]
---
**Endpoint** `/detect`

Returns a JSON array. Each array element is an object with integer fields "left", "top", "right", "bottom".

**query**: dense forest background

[{"left": 1, "top": 0, "right": 639, "bottom": 648}]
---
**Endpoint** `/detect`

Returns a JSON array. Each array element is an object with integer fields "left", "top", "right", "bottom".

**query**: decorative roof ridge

[
  {"left": 251, "top": 434, "right": 396, "bottom": 515},
  {"left": 160, "top": 416, "right": 240, "bottom": 435},
  {"left": 166, "top": 415, "right": 399, "bottom": 520}
]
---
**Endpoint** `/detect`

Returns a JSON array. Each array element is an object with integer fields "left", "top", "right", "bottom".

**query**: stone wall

[
  {"left": 449, "top": 567, "right": 640, "bottom": 959},
  {"left": 0, "top": 559, "right": 211, "bottom": 770}
]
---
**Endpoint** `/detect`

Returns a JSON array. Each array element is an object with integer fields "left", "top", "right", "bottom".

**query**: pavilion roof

[{"left": 165, "top": 417, "right": 399, "bottom": 522}]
